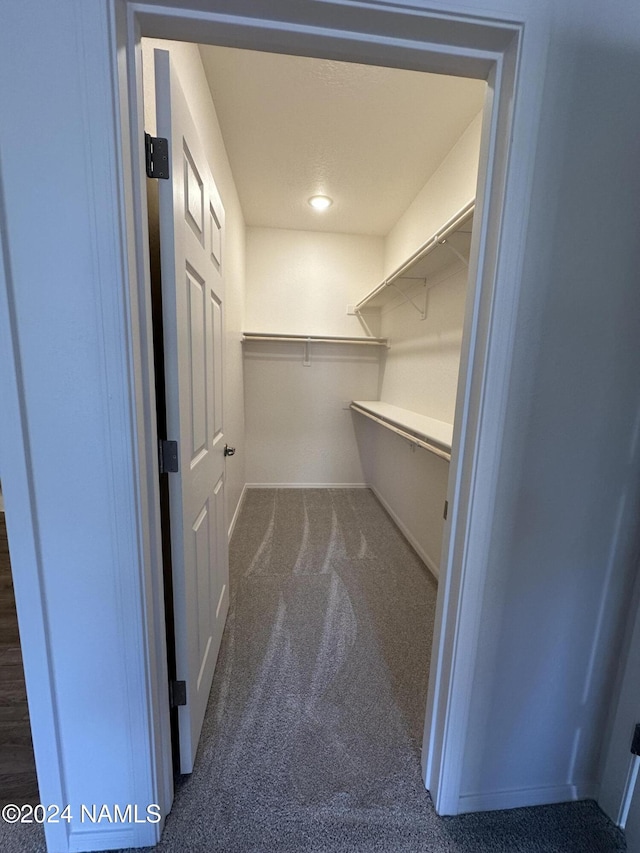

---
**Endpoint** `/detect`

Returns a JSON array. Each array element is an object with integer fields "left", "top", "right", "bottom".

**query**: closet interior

[
  {"left": 241, "top": 198, "right": 472, "bottom": 576},
  {"left": 230, "top": 48, "right": 483, "bottom": 579},
  {"left": 143, "top": 37, "right": 485, "bottom": 756}
]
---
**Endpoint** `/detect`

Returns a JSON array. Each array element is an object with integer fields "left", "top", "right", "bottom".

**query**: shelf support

[
  {"left": 353, "top": 201, "right": 474, "bottom": 316},
  {"left": 438, "top": 236, "right": 469, "bottom": 267},
  {"left": 353, "top": 307, "right": 378, "bottom": 339},
  {"left": 388, "top": 280, "right": 427, "bottom": 320},
  {"left": 303, "top": 338, "right": 311, "bottom": 366}
]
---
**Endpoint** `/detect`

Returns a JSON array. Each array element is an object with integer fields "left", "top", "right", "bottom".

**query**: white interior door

[{"left": 155, "top": 48, "right": 229, "bottom": 773}]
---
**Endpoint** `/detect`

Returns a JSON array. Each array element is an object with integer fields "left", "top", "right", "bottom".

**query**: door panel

[
  {"left": 212, "top": 296, "right": 223, "bottom": 438},
  {"left": 155, "top": 49, "right": 229, "bottom": 773},
  {"left": 187, "top": 267, "right": 207, "bottom": 460},
  {"left": 213, "top": 476, "right": 228, "bottom": 623},
  {"left": 210, "top": 204, "right": 222, "bottom": 268}
]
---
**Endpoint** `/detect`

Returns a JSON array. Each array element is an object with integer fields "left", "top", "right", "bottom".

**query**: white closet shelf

[
  {"left": 355, "top": 200, "right": 474, "bottom": 315},
  {"left": 351, "top": 400, "right": 453, "bottom": 461},
  {"left": 242, "top": 333, "right": 388, "bottom": 366}
]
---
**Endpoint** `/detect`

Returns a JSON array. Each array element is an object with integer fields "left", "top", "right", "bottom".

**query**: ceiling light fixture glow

[{"left": 308, "top": 195, "right": 333, "bottom": 211}]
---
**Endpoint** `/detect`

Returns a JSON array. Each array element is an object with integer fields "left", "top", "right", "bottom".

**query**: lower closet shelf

[{"left": 350, "top": 400, "right": 452, "bottom": 462}]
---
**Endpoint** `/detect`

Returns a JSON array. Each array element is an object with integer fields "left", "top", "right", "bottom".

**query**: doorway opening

[
  {"left": 119, "top": 0, "right": 526, "bottom": 826},
  {"left": 140, "top": 33, "right": 487, "bottom": 794}
]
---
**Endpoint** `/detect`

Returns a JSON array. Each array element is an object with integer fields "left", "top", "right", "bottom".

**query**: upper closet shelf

[
  {"left": 242, "top": 332, "right": 388, "bottom": 366},
  {"left": 351, "top": 400, "right": 453, "bottom": 461},
  {"left": 355, "top": 200, "right": 474, "bottom": 316}
]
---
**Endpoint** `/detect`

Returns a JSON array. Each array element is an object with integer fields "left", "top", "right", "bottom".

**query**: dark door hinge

[
  {"left": 145, "top": 132, "right": 170, "bottom": 179},
  {"left": 158, "top": 439, "right": 179, "bottom": 474},
  {"left": 169, "top": 680, "right": 187, "bottom": 709},
  {"left": 443, "top": 500, "right": 449, "bottom": 520}
]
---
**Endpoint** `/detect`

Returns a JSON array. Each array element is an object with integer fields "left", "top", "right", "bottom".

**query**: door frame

[
  {"left": 113, "top": 0, "right": 547, "bottom": 820},
  {"left": 599, "top": 567, "right": 640, "bottom": 824}
]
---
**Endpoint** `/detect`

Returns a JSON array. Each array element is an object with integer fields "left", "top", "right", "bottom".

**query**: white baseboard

[
  {"left": 244, "top": 482, "right": 369, "bottom": 489},
  {"left": 458, "top": 782, "right": 598, "bottom": 814},
  {"left": 369, "top": 485, "right": 439, "bottom": 580},
  {"left": 228, "top": 483, "right": 247, "bottom": 541}
]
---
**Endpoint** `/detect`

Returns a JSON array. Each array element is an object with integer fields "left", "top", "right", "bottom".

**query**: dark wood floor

[{"left": 0, "top": 513, "right": 39, "bottom": 806}]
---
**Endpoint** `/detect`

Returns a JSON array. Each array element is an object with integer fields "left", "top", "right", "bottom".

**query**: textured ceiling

[{"left": 198, "top": 46, "right": 486, "bottom": 236}]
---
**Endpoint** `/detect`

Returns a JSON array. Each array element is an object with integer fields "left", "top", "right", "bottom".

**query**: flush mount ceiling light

[{"left": 308, "top": 195, "right": 333, "bottom": 211}]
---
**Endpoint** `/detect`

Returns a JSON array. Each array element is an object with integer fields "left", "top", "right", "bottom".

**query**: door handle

[{"left": 224, "top": 444, "right": 236, "bottom": 457}]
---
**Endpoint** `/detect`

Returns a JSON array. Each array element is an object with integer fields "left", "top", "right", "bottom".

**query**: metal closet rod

[
  {"left": 355, "top": 199, "right": 475, "bottom": 312},
  {"left": 242, "top": 332, "right": 388, "bottom": 345},
  {"left": 350, "top": 403, "right": 452, "bottom": 462}
]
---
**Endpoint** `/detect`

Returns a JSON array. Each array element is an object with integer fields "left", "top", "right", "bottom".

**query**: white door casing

[
  {"left": 155, "top": 48, "right": 229, "bottom": 774},
  {"left": 125, "top": 5, "right": 526, "bottom": 820},
  {"left": 600, "top": 578, "right": 640, "bottom": 830},
  {"left": 625, "top": 777, "right": 640, "bottom": 852}
]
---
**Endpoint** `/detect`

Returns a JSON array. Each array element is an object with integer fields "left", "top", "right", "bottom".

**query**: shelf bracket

[
  {"left": 388, "top": 280, "right": 427, "bottom": 320},
  {"left": 353, "top": 307, "right": 378, "bottom": 340},
  {"left": 438, "top": 236, "right": 469, "bottom": 267},
  {"left": 303, "top": 338, "right": 311, "bottom": 366}
]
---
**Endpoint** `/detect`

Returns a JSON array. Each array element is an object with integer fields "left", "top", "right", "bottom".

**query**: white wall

[
  {"left": 384, "top": 111, "right": 482, "bottom": 277},
  {"left": 378, "top": 264, "right": 468, "bottom": 424},
  {"left": 360, "top": 263, "right": 468, "bottom": 576},
  {"left": 244, "top": 227, "right": 384, "bottom": 485},
  {"left": 354, "top": 117, "right": 476, "bottom": 577},
  {"left": 142, "top": 39, "right": 247, "bottom": 534},
  {"left": 355, "top": 415, "right": 449, "bottom": 576},
  {"left": 458, "top": 2, "right": 640, "bottom": 812},
  {"left": 0, "top": 4, "right": 165, "bottom": 850},
  {"left": 245, "top": 342, "right": 381, "bottom": 485},
  {"left": 3, "top": 2, "right": 640, "bottom": 851},
  {"left": 245, "top": 227, "right": 383, "bottom": 337}
]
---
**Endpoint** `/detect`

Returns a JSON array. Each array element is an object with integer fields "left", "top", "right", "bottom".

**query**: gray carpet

[{"left": 1, "top": 488, "right": 625, "bottom": 852}]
